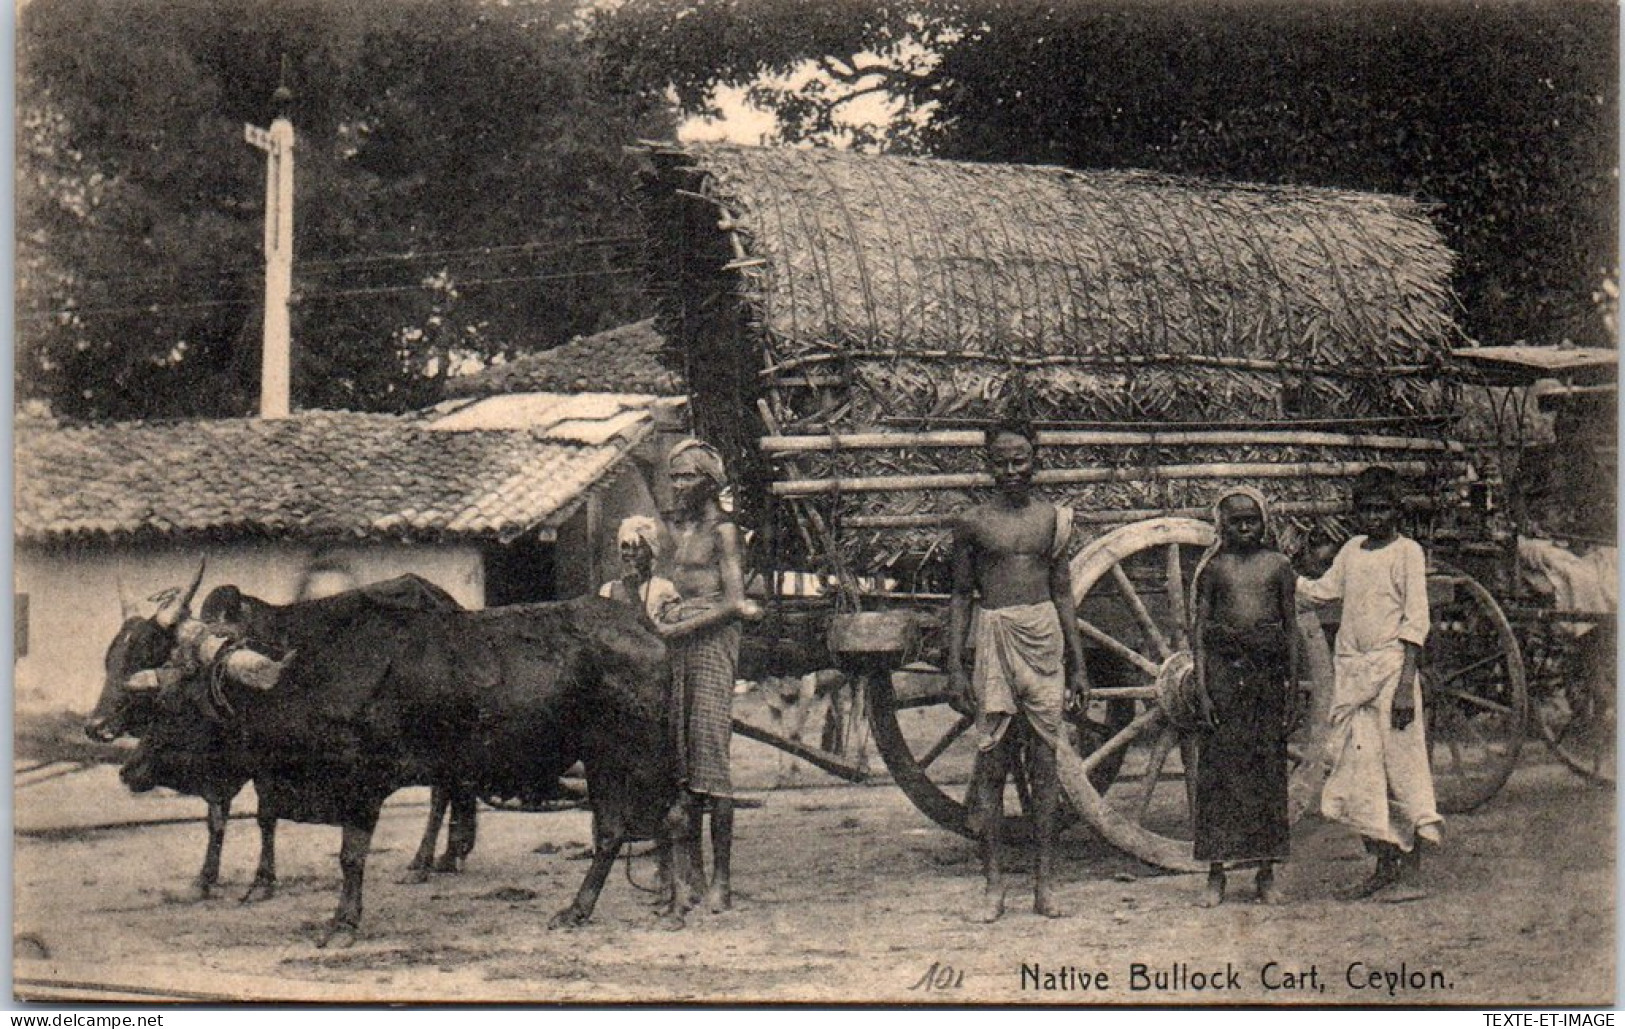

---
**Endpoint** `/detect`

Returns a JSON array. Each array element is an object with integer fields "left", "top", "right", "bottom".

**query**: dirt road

[{"left": 12, "top": 714, "right": 1614, "bottom": 1006}]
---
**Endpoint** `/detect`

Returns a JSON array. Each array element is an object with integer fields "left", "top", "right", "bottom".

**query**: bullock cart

[
  {"left": 642, "top": 143, "right": 1529, "bottom": 872},
  {"left": 1449, "top": 345, "right": 1617, "bottom": 785}
]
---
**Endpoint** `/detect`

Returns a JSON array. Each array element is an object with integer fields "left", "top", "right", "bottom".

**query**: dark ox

[
  {"left": 96, "top": 583, "right": 690, "bottom": 946},
  {"left": 87, "top": 572, "right": 478, "bottom": 902}
]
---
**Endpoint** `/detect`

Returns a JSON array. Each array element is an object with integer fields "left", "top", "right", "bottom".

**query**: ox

[
  {"left": 87, "top": 569, "right": 478, "bottom": 901},
  {"left": 95, "top": 579, "right": 691, "bottom": 946}
]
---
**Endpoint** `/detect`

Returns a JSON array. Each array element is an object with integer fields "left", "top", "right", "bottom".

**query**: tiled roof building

[
  {"left": 16, "top": 396, "right": 660, "bottom": 545},
  {"left": 442, "top": 319, "right": 682, "bottom": 399}
]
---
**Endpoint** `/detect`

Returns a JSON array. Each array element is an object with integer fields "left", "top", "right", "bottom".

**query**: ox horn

[
  {"left": 155, "top": 557, "right": 207, "bottom": 629},
  {"left": 116, "top": 574, "right": 139, "bottom": 622},
  {"left": 180, "top": 557, "right": 207, "bottom": 608}
]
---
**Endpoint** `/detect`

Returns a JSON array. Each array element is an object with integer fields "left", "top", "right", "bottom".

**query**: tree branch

[
  {"left": 817, "top": 54, "right": 923, "bottom": 90},
  {"left": 828, "top": 82, "right": 897, "bottom": 110}
]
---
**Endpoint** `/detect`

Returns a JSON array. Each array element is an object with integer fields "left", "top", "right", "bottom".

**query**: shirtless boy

[
  {"left": 1191, "top": 487, "right": 1301, "bottom": 906},
  {"left": 948, "top": 419, "right": 1089, "bottom": 922}
]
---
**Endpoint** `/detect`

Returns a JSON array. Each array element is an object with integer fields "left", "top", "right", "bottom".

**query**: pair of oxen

[{"left": 85, "top": 562, "right": 699, "bottom": 947}]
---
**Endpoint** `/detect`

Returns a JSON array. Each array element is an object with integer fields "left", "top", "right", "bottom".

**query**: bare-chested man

[
  {"left": 948, "top": 419, "right": 1089, "bottom": 922},
  {"left": 658, "top": 439, "right": 761, "bottom": 913}
]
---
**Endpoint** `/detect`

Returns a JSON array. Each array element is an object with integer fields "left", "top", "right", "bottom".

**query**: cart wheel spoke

[
  {"left": 1111, "top": 564, "right": 1173, "bottom": 661},
  {"left": 1080, "top": 705, "right": 1164, "bottom": 775},
  {"left": 1076, "top": 617, "right": 1160, "bottom": 677},
  {"left": 918, "top": 714, "right": 973, "bottom": 772},
  {"left": 1434, "top": 685, "right": 1516, "bottom": 718},
  {"left": 1460, "top": 715, "right": 1491, "bottom": 752},
  {"left": 1132, "top": 726, "right": 1179, "bottom": 825},
  {"left": 1433, "top": 652, "right": 1507, "bottom": 689},
  {"left": 1165, "top": 544, "right": 1189, "bottom": 650},
  {"left": 1446, "top": 738, "right": 1467, "bottom": 780},
  {"left": 1178, "top": 737, "right": 1199, "bottom": 837}
]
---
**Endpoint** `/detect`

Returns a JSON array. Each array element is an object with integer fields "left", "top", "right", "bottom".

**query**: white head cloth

[{"left": 617, "top": 515, "right": 662, "bottom": 550}]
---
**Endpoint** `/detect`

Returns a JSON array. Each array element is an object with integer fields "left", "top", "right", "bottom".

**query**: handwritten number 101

[{"left": 910, "top": 962, "right": 964, "bottom": 991}]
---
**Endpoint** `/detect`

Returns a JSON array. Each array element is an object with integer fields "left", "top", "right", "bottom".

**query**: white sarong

[{"left": 1320, "top": 643, "right": 1443, "bottom": 850}]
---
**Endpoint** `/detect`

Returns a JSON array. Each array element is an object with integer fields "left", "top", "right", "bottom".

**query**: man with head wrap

[
  {"left": 600, "top": 516, "right": 682, "bottom": 625},
  {"left": 658, "top": 438, "right": 761, "bottom": 914},
  {"left": 1190, "top": 486, "right": 1301, "bottom": 906}
]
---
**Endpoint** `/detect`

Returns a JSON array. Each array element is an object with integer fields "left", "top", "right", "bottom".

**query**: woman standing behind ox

[
  {"left": 658, "top": 439, "right": 761, "bottom": 914},
  {"left": 1297, "top": 466, "right": 1443, "bottom": 902}
]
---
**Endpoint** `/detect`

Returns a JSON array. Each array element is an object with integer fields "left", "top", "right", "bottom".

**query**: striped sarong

[{"left": 671, "top": 621, "right": 741, "bottom": 798}]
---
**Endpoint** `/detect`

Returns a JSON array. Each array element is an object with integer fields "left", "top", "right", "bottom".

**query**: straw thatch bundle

[{"left": 641, "top": 144, "right": 1465, "bottom": 579}]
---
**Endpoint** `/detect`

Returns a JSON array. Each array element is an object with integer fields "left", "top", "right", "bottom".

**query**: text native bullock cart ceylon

[{"left": 640, "top": 143, "right": 1529, "bottom": 872}]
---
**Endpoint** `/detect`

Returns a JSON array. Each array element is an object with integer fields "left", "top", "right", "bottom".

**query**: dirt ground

[{"left": 12, "top": 694, "right": 1616, "bottom": 1006}]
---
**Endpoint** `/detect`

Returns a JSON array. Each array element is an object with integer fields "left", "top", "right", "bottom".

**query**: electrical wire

[
  {"left": 298, "top": 234, "right": 638, "bottom": 273},
  {"left": 297, "top": 266, "right": 640, "bottom": 301},
  {"left": 21, "top": 235, "right": 639, "bottom": 296},
  {"left": 14, "top": 297, "right": 251, "bottom": 322},
  {"left": 18, "top": 265, "right": 642, "bottom": 320}
]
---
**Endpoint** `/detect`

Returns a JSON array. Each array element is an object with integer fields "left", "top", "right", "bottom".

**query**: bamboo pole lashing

[
  {"left": 878, "top": 414, "right": 1453, "bottom": 432},
  {"left": 759, "top": 429, "right": 1461, "bottom": 454},
  {"left": 756, "top": 348, "right": 1437, "bottom": 378},
  {"left": 769, "top": 460, "right": 1455, "bottom": 497},
  {"left": 838, "top": 496, "right": 1437, "bottom": 530}
]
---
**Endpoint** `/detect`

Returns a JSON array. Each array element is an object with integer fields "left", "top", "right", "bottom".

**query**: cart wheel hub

[{"left": 1155, "top": 650, "right": 1201, "bottom": 732}]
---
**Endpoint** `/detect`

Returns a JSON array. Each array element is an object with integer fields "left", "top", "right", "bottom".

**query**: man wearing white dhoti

[{"left": 1297, "top": 466, "right": 1443, "bottom": 902}]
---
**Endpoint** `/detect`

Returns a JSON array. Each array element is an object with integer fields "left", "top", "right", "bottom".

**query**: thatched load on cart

[{"left": 642, "top": 144, "right": 1465, "bottom": 577}]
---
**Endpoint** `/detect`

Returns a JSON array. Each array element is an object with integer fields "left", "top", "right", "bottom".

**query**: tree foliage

[
  {"left": 595, "top": 0, "right": 1618, "bottom": 348},
  {"left": 18, "top": 0, "right": 673, "bottom": 421}
]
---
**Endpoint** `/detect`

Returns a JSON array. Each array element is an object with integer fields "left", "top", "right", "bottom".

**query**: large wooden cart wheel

[
  {"left": 1531, "top": 621, "right": 1615, "bottom": 785},
  {"left": 1423, "top": 567, "right": 1530, "bottom": 811},
  {"left": 1051, "top": 518, "right": 1213, "bottom": 872}
]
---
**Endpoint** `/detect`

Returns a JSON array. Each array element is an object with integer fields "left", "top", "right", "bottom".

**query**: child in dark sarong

[{"left": 1192, "top": 487, "right": 1301, "bottom": 906}]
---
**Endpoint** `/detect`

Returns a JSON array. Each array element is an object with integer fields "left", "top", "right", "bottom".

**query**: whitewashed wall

[{"left": 14, "top": 541, "right": 485, "bottom": 715}]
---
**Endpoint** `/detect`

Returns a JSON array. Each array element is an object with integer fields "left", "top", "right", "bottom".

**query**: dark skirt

[{"left": 1193, "top": 624, "right": 1291, "bottom": 863}]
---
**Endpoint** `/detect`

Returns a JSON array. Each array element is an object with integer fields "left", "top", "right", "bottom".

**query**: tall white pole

[{"left": 247, "top": 115, "right": 294, "bottom": 418}]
